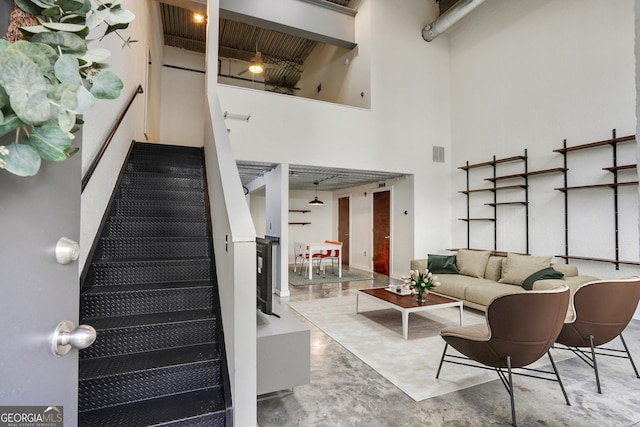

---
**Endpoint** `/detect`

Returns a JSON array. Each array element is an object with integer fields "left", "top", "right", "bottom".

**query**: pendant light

[{"left": 308, "top": 181, "right": 324, "bottom": 206}]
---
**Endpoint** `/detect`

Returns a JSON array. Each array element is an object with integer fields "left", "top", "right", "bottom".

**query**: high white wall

[
  {"left": 159, "top": 46, "right": 206, "bottom": 147},
  {"left": 80, "top": 0, "right": 158, "bottom": 269},
  {"left": 219, "top": 0, "right": 451, "bottom": 278},
  {"left": 448, "top": 0, "right": 639, "bottom": 281}
]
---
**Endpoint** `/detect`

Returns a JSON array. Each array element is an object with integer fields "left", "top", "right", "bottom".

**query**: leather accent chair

[
  {"left": 436, "top": 287, "right": 570, "bottom": 427},
  {"left": 555, "top": 277, "right": 640, "bottom": 393}
]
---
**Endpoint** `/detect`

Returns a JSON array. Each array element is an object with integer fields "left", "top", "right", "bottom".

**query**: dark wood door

[
  {"left": 338, "top": 196, "right": 350, "bottom": 265},
  {"left": 373, "top": 191, "right": 390, "bottom": 275}
]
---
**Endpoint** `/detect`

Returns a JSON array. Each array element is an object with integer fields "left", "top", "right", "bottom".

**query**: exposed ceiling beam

[{"left": 219, "top": 0, "right": 357, "bottom": 50}]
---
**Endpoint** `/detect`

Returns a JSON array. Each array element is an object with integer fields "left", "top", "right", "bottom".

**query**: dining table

[{"left": 304, "top": 242, "right": 342, "bottom": 280}]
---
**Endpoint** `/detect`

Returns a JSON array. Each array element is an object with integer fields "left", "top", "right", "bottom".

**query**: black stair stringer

[{"left": 79, "top": 142, "right": 232, "bottom": 427}]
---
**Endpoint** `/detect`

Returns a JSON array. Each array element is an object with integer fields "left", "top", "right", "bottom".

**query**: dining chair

[{"left": 320, "top": 240, "right": 342, "bottom": 274}]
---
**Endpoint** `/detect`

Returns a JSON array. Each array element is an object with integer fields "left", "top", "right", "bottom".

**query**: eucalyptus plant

[{"left": 0, "top": 0, "right": 135, "bottom": 176}]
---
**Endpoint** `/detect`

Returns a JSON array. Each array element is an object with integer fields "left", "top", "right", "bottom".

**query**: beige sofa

[{"left": 411, "top": 249, "right": 598, "bottom": 313}]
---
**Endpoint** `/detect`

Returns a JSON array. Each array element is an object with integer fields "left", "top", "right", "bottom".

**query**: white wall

[
  {"left": 448, "top": 0, "right": 639, "bottom": 282},
  {"left": 287, "top": 189, "right": 335, "bottom": 263},
  {"left": 248, "top": 187, "right": 266, "bottom": 237},
  {"left": 159, "top": 46, "right": 206, "bottom": 147},
  {"left": 81, "top": 0, "right": 157, "bottom": 269},
  {"left": 219, "top": 0, "right": 451, "bottom": 278}
]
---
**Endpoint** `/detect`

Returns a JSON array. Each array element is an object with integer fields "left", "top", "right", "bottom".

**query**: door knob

[
  {"left": 51, "top": 321, "right": 96, "bottom": 356},
  {"left": 55, "top": 237, "right": 79, "bottom": 265}
]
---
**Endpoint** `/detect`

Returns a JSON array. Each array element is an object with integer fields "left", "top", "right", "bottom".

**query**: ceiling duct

[{"left": 422, "top": 0, "right": 487, "bottom": 42}]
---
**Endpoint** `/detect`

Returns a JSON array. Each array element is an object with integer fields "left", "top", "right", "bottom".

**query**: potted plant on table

[
  {"left": 403, "top": 269, "right": 440, "bottom": 303},
  {"left": 0, "top": 0, "right": 135, "bottom": 177}
]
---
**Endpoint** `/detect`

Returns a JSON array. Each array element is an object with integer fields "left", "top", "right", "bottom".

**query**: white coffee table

[{"left": 356, "top": 288, "right": 463, "bottom": 340}]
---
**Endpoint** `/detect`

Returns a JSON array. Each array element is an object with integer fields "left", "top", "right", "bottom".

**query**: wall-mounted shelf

[
  {"left": 288, "top": 222, "right": 311, "bottom": 225},
  {"left": 603, "top": 164, "right": 637, "bottom": 172},
  {"left": 555, "top": 129, "right": 638, "bottom": 270},
  {"left": 485, "top": 167, "right": 567, "bottom": 182},
  {"left": 289, "top": 209, "right": 311, "bottom": 213},
  {"left": 458, "top": 155, "right": 526, "bottom": 170},
  {"left": 459, "top": 150, "right": 530, "bottom": 253},
  {"left": 555, "top": 255, "right": 640, "bottom": 267},
  {"left": 485, "top": 202, "right": 528, "bottom": 207},
  {"left": 552, "top": 134, "right": 635, "bottom": 153}
]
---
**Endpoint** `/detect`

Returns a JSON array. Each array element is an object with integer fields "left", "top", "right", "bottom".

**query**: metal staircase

[{"left": 78, "top": 142, "right": 231, "bottom": 426}]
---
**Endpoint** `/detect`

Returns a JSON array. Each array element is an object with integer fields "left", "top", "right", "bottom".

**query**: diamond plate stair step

[
  {"left": 131, "top": 142, "right": 203, "bottom": 157},
  {"left": 95, "top": 237, "right": 210, "bottom": 260},
  {"left": 116, "top": 186, "right": 205, "bottom": 203},
  {"left": 128, "top": 152, "right": 205, "bottom": 168},
  {"left": 78, "top": 359, "right": 221, "bottom": 412},
  {"left": 125, "top": 161, "right": 203, "bottom": 176},
  {"left": 86, "top": 258, "right": 211, "bottom": 287},
  {"left": 81, "top": 281, "right": 214, "bottom": 318},
  {"left": 78, "top": 387, "right": 226, "bottom": 427},
  {"left": 110, "top": 199, "right": 206, "bottom": 219},
  {"left": 103, "top": 217, "right": 208, "bottom": 238},
  {"left": 79, "top": 344, "right": 218, "bottom": 380},
  {"left": 120, "top": 171, "right": 204, "bottom": 190},
  {"left": 80, "top": 310, "right": 216, "bottom": 359}
]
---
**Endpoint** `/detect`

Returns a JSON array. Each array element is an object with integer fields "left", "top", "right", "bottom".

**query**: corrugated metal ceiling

[
  {"left": 160, "top": 0, "right": 357, "bottom": 92},
  {"left": 237, "top": 162, "right": 407, "bottom": 191}
]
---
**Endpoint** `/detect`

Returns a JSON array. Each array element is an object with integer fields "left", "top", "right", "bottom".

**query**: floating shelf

[
  {"left": 289, "top": 209, "right": 311, "bottom": 213},
  {"left": 288, "top": 222, "right": 311, "bottom": 225},
  {"left": 458, "top": 218, "right": 496, "bottom": 222}
]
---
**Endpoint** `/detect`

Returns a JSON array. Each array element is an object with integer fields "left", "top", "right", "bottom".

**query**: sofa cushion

[
  {"left": 428, "top": 254, "right": 460, "bottom": 274},
  {"left": 456, "top": 249, "right": 491, "bottom": 278},
  {"left": 550, "top": 263, "right": 578, "bottom": 277},
  {"left": 499, "top": 253, "right": 551, "bottom": 286},
  {"left": 521, "top": 267, "right": 564, "bottom": 290},
  {"left": 484, "top": 256, "right": 504, "bottom": 282},
  {"left": 432, "top": 274, "right": 480, "bottom": 300},
  {"left": 464, "top": 281, "right": 526, "bottom": 307}
]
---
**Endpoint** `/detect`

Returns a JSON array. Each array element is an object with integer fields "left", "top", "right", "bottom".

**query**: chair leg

[
  {"left": 547, "top": 350, "right": 570, "bottom": 406},
  {"left": 588, "top": 335, "right": 602, "bottom": 394},
  {"left": 507, "top": 355, "right": 516, "bottom": 427},
  {"left": 435, "top": 343, "right": 448, "bottom": 379},
  {"left": 619, "top": 333, "right": 640, "bottom": 379}
]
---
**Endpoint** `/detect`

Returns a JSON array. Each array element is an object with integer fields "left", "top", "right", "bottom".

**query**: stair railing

[{"left": 81, "top": 85, "right": 144, "bottom": 192}]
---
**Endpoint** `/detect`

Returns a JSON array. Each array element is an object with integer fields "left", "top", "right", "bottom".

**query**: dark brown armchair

[
  {"left": 555, "top": 277, "right": 640, "bottom": 393},
  {"left": 436, "top": 287, "right": 571, "bottom": 427}
]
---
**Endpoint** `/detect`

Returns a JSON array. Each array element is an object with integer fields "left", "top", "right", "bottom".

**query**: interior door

[
  {"left": 0, "top": 134, "right": 82, "bottom": 425},
  {"left": 338, "top": 196, "right": 350, "bottom": 265},
  {"left": 373, "top": 190, "right": 391, "bottom": 275}
]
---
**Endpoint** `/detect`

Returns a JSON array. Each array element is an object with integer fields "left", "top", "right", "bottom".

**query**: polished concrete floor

[{"left": 257, "top": 268, "right": 640, "bottom": 427}]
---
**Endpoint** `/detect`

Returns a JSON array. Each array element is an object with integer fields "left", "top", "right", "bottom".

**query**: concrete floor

[{"left": 257, "top": 269, "right": 640, "bottom": 427}]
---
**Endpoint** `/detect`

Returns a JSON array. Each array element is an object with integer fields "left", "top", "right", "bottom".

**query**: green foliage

[{"left": 0, "top": 0, "right": 135, "bottom": 176}]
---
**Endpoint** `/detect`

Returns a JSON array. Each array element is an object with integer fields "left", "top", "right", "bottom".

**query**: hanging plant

[{"left": 0, "top": 0, "right": 135, "bottom": 177}]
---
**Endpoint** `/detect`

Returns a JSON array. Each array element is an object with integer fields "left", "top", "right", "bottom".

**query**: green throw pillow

[
  {"left": 428, "top": 254, "right": 460, "bottom": 274},
  {"left": 521, "top": 267, "right": 564, "bottom": 290}
]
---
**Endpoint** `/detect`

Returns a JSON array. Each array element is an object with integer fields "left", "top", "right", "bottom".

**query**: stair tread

[
  {"left": 78, "top": 388, "right": 226, "bottom": 426},
  {"left": 85, "top": 309, "right": 214, "bottom": 330},
  {"left": 83, "top": 280, "right": 213, "bottom": 295},
  {"left": 79, "top": 344, "right": 219, "bottom": 380},
  {"left": 91, "top": 257, "right": 211, "bottom": 266}
]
